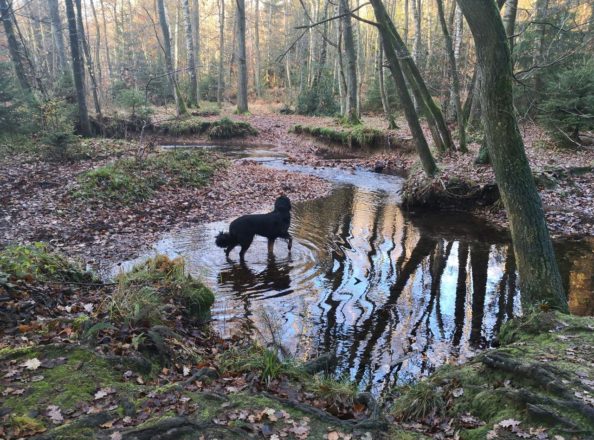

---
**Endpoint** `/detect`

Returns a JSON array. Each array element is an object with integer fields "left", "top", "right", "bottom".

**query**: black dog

[{"left": 215, "top": 195, "right": 293, "bottom": 260}]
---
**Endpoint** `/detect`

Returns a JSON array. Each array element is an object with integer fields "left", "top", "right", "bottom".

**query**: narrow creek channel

[{"left": 112, "top": 144, "right": 594, "bottom": 396}]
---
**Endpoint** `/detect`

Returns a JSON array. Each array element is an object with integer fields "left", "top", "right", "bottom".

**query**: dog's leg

[
  {"left": 267, "top": 238, "right": 275, "bottom": 254},
  {"left": 225, "top": 245, "right": 234, "bottom": 257},
  {"left": 239, "top": 237, "right": 254, "bottom": 261},
  {"left": 287, "top": 235, "right": 293, "bottom": 250}
]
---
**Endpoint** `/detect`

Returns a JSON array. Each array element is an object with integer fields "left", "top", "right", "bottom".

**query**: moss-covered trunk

[{"left": 456, "top": 0, "right": 567, "bottom": 311}]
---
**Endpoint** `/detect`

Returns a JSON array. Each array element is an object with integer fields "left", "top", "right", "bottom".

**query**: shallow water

[{"left": 114, "top": 144, "right": 594, "bottom": 394}]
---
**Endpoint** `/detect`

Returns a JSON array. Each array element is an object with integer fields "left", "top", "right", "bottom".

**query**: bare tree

[
  {"left": 64, "top": 0, "right": 91, "bottom": 135},
  {"left": 218, "top": 0, "right": 225, "bottom": 106},
  {"left": 236, "top": 0, "right": 249, "bottom": 113},
  {"left": 182, "top": 0, "right": 199, "bottom": 107},
  {"left": 435, "top": 0, "right": 466, "bottom": 151},
  {"left": 156, "top": 0, "right": 187, "bottom": 116},
  {"left": 339, "top": 0, "right": 359, "bottom": 123},
  {"left": 0, "top": 0, "right": 32, "bottom": 92},
  {"left": 47, "top": 0, "right": 67, "bottom": 74}
]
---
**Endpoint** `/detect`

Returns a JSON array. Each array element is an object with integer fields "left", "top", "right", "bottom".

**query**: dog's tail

[{"left": 215, "top": 231, "right": 235, "bottom": 248}]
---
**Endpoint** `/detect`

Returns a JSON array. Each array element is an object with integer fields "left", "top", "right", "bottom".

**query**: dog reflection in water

[
  {"left": 218, "top": 255, "right": 292, "bottom": 294},
  {"left": 215, "top": 195, "right": 292, "bottom": 261}
]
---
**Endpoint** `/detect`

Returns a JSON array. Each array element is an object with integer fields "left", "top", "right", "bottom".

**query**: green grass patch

[
  {"left": 291, "top": 124, "right": 384, "bottom": 148},
  {"left": 75, "top": 149, "right": 223, "bottom": 204},
  {"left": 0, "top": 242, "right": 92, "bottom": 283},
  {"left": 108, "top": 255, "right": 214, "bottom": 328},
  {"left": 157, "top": 116, "right": 257, "bottom": 139}
]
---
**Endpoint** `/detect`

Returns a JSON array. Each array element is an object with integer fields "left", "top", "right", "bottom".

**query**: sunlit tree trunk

[
  {"left": 339, "top": 0, "right": 359, "bottom": 124},
  {"left": 254, "top": 0, "right": 262, "bottom": 97},
  {"left": 0, "top": 0, "right": 32, "bottom": 92},
  {"left": 157, "top": 0, "right": 187, "bottom": 116},
  {"left": 532, "top": 0, "right": 549, "bottom": 99},
  {"left": 65, "top": 0, "right": 91, "bottom": 135},
  {"left": 435, "top": 0, "right": 466, "bottom": 152},
  {"left": 89, "top": 0, "right": 104, "bottom": 100},
  {"left": 370, "top": 0, "right": 437, "bottom": 176},
  {"left": 456, "top": 0, "right": 567, "bottom": 311},
  {"left": 193, "top": 0, "right": 201, "bottom": 104},
  {"left": 47, "top": 0, "right": 67, "bottom": 74},
  {"left": 182, "top": 0, "right": 198, "bottom": 107},
  {"left": 236, "top": 0, "right": 249, "bottom": 113},
  {"left": 99, "top": 0, "right": 113, "bottom": 80},
  {"left": 502, "top": 0, "right": 518, "bottom": 52},
  {"left": 75, "top": 0, "right": 102, "bottom": 118},
  {"left": 217, "top": 0, "right": 225, "bottom": 106}
]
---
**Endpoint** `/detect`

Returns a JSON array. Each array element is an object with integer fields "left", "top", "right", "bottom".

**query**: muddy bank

[
  {"left": 0, "top": 143, "right": 330, "bottom": 266},
  {"left": 400, "top": 139, "right": 594, "bottom": 239}
]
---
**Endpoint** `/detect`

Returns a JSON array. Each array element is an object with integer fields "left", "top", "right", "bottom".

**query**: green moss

[
  {"left": 290, "top": 124, "right": 385, "bottom": 148},
  {"left": 390, "top": 312, "right": 594, "bottom": 438},
  {"left": 0, "top": 242, "right": 92, "bottom": 283},
  {"left": 75, "top": 149, "right": 222, "bottom": 204},
  {"left": 207, "top": 117, "right": 258, "bottom": 139},
  {"left": 3, "top": 348, "right": 120, "bottom": 416},
  {"left": 158, "top": 116, "right": 212, "bottom": 136},
  {"left": 157, "top": 116, "right": 257, "bottom": 139}
]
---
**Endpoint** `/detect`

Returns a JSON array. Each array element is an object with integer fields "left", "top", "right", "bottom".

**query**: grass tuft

[
  {"left": 290, "top": 124, "right": 384, "bottom": 148},
  {"left": 108, "top": 255, "right": 214, "bottom": 328}
]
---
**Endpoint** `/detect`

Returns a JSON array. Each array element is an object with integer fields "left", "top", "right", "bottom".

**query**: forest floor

[{"left": 1, "top": 247, "right": 593, "bottom": 440}]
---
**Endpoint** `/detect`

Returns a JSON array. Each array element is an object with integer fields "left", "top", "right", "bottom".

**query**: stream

[{"left": 113, "top": 144, "right": 594, "bottom": 395}]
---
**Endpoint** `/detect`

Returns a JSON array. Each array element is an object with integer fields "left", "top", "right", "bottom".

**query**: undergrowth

[
  {"left": 291, "top": 124, "right": 384, "bottom": 148},
  {"left": 75, "top": 149, "right": 223, "bottom": 204},
  {"left": 157, "top": 116, "right": 257, "bottom": 139},
  {"left": 108, "top": 255, "right": 214, "bottom": 327},
  {"left": 0, "top": 242, "right": 92, "bottom": 283}
]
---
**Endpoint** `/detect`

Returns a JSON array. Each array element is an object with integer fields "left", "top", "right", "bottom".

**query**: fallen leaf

[
  {"left": 47, "top": 405, "right": 64, "bottom": 424},
  {"left": 22, "top": 358, "right": 42, "bottom": 370}
]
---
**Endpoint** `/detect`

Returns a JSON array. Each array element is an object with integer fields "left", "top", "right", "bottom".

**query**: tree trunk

[
  {"left": 370, "top": 0, "right": 437, "bottom": 177},
  {"left": 456, "top": 0, "right": 567, "bottom": 311},
  {"left": 157, "top": 0, "right": 186, "bottom": 116},
  {"left": 193, "top": 0, "right": 201, "bottom": 104},
  {"left": 75, "top": 0, "right": 102, "bottom": 119},
  {"left": 217, "top": 0, "right": 225, "bottom": 106},
  {"left": 64, "top": 0, "right": 91, "bottom": 135},
  {"left": 435, "top": 0, "right": 466, "bottom": 152},
  {"left": 99, "top": 0, "right": 113, "bottom": 80},
  {"left": 182, "top": 0, "right": 198, "bottom": 107},
  {"left": 532, "top": 0, "right": 548, "bottom": 99},
  {"left": 339, "top": 0, "right": 359, "bottom": 124},
  {"left": 254, "top": 0, "right": 261, "bottom": 97},
  {"left": 382, "top": 10, "right": 454, "bottom": 152},
  {"left": 89, "top": 0, "right": 104, "bottom": 100},
  {"left": 236, "top": 0, "right": 249, "bottom": 113},
  {"left": 411, "top": 0, "right": 422, "bottom": 69},
  {"left": 377, "top": 38, "right": 396, "bottom": 129},
  {"left": 47, "top": 0, "right": 67, "bottom": 74},
  {"left": 0, "top": 0, "right": 32, "bottom": 92},
  {"left": 403, "top": 0, "right": 409, "bottom": 46},
  {"left": 502, "top": 0, "right": 518, "bottom": 52}
]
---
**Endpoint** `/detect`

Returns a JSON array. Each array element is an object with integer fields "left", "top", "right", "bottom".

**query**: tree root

[
  {"left": 483, "top": 353, "right": 594, "bottom": 427},
  {"left": 261, "top": 392, "right": 388, "bottom": 431}
]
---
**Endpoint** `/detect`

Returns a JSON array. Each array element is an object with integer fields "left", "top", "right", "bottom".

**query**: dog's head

[{"left": 274, "top": 195, "right": 292, "bottom": 212}]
